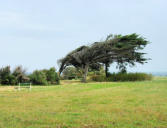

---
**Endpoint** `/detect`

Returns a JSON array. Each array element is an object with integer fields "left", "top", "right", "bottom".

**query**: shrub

[
  {"left": 12, "top": 66, "right": 29, "bottom": 84},
  {"left": 0, "top": 66, "right": 60, "bottom": 86},
  {"left": 44, "top": 67, "right": 60, "bottom": 85},
  {"left": 0, "top": 66, "right": 29, "bottom": 85},
  {"left": 29, "top": 68, "right": 60, "bottom": 85},
  {"left": 62, "top": 66, "right": 81, "bottom": 80},
  {"left": 0, "top": 66, "right": 17, "bottom": 85},
  {"left": 91, "top": 75, "right": 106, "bottom": 82},
  {"left": 91, "top": 73, "right": 152, "bottom": 82},
  {"left": 8, "top": 74, "right": 17, "bottom": 85},
  {"left": 29, "top": 70, "right": 48, "bottom": 85}
]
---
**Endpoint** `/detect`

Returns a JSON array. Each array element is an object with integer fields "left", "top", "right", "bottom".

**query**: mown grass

[{"left": 0, "top": 77, "right": 167, "bottom": 128}]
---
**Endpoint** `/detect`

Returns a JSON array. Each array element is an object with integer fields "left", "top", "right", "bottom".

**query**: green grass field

[{"left": 0, "top": 77, "right": 167, "bottom": 128}]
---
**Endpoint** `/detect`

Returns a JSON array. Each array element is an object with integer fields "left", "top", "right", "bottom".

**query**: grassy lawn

[{"left": 0, "top": 77, "right": 167, "bottom": 128}]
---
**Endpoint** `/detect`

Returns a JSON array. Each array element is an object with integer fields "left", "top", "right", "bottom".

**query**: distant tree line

[
  {"left": 58, "top": 33, "right": 150, "bottom": 82},
  {"left": 0, "top": 66, "right": 59, "bottom": 85}
]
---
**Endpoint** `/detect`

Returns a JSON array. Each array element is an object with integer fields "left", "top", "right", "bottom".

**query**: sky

[{"left": 0, "top": 0, "right": 167, "bottom": 73}]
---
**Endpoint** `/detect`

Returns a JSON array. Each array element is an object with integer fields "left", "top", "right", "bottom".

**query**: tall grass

[{"left": 91, "top": 73, "right": 152, "bottom": 82}]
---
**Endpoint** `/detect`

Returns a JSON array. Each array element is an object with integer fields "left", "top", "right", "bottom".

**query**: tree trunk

[
  {"left": 82, "top": 64, "right": 89, "bottom": 83},
  {"left": 105, "top": 63, "right": 109, "bottom": 77}
]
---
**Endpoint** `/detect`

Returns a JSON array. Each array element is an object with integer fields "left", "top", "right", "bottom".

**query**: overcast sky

[{"left": 0, "top": 0, "right": 167, "bottom": 73}]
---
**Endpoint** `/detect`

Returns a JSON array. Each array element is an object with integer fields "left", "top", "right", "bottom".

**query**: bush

[
  {"left": 29, "top": 70, "right": 48, "bottom": 85},
  {"left": 0, "top": 66, "right": 30, "bottom": 85},
  {"left": 61, "top": 66, "right": 78, "bottom": 80},
  {"left": 44, "top": 67, "right": 60, "bottom": 85},
  {"left": 0, "top": 65, "right": 60, "bottom": 86},
  {"left": 91, "top": 75, "right": 106, "bottom": 82},
  {"left": 29, "top": 68, "right": 60, "bottom": 85},
  {"left": 91, "top": 73, "right": 152, "bottom": 82},
  {"left": 12, "top": 66, "right": 29, "bottom": 84},
  {"left": 0, "top": 66, "right": 17, "bottom": 85}
]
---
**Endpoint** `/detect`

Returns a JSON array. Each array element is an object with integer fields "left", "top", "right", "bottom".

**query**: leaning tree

[
  {"left": 58, "top": 45, "right": 101, "bottom": 82},
  {"left": 97, "top": 33, "right": 150, "bottom": 76},
  {"left": 58, "top": 33, "right": 149, "bottom": 82}
]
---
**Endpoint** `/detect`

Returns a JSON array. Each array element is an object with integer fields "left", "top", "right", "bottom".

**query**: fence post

[
  {"left": 19, "top": 83, "right": 20, "bottom": 91},
  {"left": 30, "top": 82, "right": 31, "bottom": 91}
]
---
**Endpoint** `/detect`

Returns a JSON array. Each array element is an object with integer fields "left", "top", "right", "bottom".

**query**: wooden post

[
  {"left": 19, "top": 83, "right": 20, "bottom": 91},
  {"left": 29, "top": 82, "right": 31, "bottom": 91}
]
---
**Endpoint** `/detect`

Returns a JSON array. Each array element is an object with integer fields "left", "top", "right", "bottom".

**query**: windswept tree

[
  {"left": 58, "top": 45, "right": 107, "bottom": 82},
  {"left": 58, "top": 33, "right": 150, "bottom": 82},
  {"left": 58, "top": 46, "right": 93, "bottom": 82},
  {"left": 97, "top": 33, "right": 150, "bottom": 76},
  {"left": 93, "top": 34, "right": 118, "bottom": 77}
]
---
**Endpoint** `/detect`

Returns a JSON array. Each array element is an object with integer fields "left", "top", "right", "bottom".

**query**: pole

[
  {"left": 19, "top": 83, "right": 20, "bottom": 91},
  {"left": 30, "top": 82, "right": 31, "bottom": 91}
]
